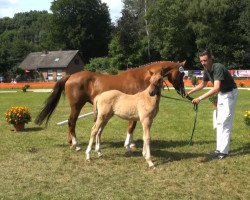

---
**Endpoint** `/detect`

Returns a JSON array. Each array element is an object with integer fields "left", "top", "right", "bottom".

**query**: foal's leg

[
  {"left": 141, "top": 119, "right": 154, "bottom": 168},
  {"left": 124, "top": 121, "right": 137, "bottom": 151},
  {"left": 86, "top": 117, "right": 108, "bottom": 160},
  {"left": 86, "top": 123, "right": 101, "bottom": 160},
  {"left": 95, "top": 119, "right": 109, "bottom": 157},
  {"left": 68, "top": 103, "right": 85, "bottom": 151}
]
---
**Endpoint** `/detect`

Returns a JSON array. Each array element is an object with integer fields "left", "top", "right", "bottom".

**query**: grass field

[{"left": 0, "top": 89, "right": 249, "bottom": 199}]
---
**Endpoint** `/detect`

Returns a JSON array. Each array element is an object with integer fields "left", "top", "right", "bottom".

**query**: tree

[
  {"left": 187, "top": 0, "right": 249, "bottom": 67},
  {"left": 148, "top": 0, "right": 197, "bottom": 66},
  {"left": 109, "top": 0, "right": 156, "bottom": 69},
  {"left": 0, "top": 11, "right": 53, "bottom": 78},
  {"left": 50, "top": 0, "right": 112, "bottom": 62}
]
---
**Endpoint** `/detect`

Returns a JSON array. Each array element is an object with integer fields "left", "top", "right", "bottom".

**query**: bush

[
  {"left": 244, "top": 110, "right": 250, "bottom": 126},
  {"left": 106, "top": 67, "right": 118, "bottom": 75},
  {"left": 209, "top": 95, "right": 218, "bottom": 106},
  {"left": 22, "top": 84, "right": 30, "bottom": 92},
  {"left": 239, "top": 82, "right": 245, "bottom": 87},
  {"left": 84, "top": 57, "right": 111, "bottom": 72},
  {"left": 191, "top": 75, "right": 197, "bottom": 86}
]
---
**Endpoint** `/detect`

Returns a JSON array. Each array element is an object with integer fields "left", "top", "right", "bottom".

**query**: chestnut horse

[
  {"left": 35, "top": 61, "right": 186, "bottom": 150},
  {"left": 86, "top": 71, "right": 164, "bottom": 167}
]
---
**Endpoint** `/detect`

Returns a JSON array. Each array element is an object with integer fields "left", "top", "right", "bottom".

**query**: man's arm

[
  {"left": 187, "top": 80, "right": 207, "bottom": 96},
  {"left": 192, "top": 80, "right": 221, "bottom": 104}
]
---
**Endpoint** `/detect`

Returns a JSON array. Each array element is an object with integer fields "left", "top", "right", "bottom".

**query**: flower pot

[{"left": 13, "top": 123, "right": 25, "bottom": 132}]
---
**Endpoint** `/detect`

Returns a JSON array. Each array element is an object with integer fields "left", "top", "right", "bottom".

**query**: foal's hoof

[
  {"left": 130, "top": 143, "right": 136, "bottom": 151},
  {"left": 75, "top": 146, "right": 82, "bottom": 152},
  {"left": 148, "top": 161, "right": 155, "bottom": 169},
  {"left": 97, "top": 152, "right": 103, "bottom": 157},
  {"left": 70, "top": 145, "right": 82, "bottom": 152}
]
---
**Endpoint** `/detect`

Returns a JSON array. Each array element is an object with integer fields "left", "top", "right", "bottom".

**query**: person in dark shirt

[{"left": 187, "top": 50, "right": 238, "bottom": 159}]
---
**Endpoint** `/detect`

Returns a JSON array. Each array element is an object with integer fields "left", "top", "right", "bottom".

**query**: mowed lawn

[{"left": 0, "top": 88, "right": 249, "bottom": 199}]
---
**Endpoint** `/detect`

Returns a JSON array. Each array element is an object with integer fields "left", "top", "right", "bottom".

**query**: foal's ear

[{"left": 148, "top": 70, "right": 154, "bottom": 76}]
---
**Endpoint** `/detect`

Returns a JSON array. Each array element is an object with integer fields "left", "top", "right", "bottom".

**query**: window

[
  {"left": 56, "top": 69, "right": 62, "bottom": 80},
  {"left": 47, "top": 69, "right": 53, "bottom": 81}
]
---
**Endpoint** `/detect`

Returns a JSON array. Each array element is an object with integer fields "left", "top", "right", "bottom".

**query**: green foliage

[
  {"left": 84, "top": 57, "right": 113, "bottom": 72},
  {"left": 186, "top": 0, "right": 248, "bottom": 67},
  {"left": 148, "top": 0, "right": 196, "bottom": 62},
  {"left": 208, "top": 94, "right": 218, "bottom": 105},
  {"left": 0, "top": 11, "right": 52, "bottom": 77},
  {"left": 22, "top": 84, "right": 30, "bottom": 92},
  {"left": 191, "top": 75, "right": 198, "bottom": 86},
  {"left": 244, "top": 110, "right": 250, "bottom": 126},
  {"left": 50, "top": 0, "right": 112, "bottom": 62},
  {"left": 109, "top": 7, "right": 148, "bottom": 70},
  {"left": 108, "top": 36, "right": 126, "bottom": 70}
]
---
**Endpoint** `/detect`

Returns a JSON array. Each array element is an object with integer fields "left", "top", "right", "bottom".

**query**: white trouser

[{"left": 216, "top": 88, "right": 238, "bottom": 154}]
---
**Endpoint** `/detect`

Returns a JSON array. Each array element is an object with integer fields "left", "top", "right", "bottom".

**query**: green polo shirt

[{"left": 203, "top": 63, "right": 237, "bottom": 93}]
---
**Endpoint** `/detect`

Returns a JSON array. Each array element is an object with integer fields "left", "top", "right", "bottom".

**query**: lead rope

[
  {"left": 161, "top": 94, "right": 198, "bottom": 145},
  {"left": 188, "top": 103, "right": 198, "bottom": 145}
]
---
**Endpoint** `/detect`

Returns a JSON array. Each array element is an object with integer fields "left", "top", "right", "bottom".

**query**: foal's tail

[{"left": 35, "top": 75, "right": 71, "bottom": 126}]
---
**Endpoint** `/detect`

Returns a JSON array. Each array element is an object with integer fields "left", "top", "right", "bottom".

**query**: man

[{"left": 187, "top": 50, "right": 238, "bottom": 159}]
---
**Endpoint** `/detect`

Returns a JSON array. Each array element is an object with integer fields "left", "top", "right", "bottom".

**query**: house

[{"left": 19, "top": 50, "right": 84, "bottom": 81}]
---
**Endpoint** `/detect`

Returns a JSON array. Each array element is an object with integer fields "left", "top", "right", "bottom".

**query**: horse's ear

[{"left": 180, "top": 60, "right": 186, "bottom": 66}]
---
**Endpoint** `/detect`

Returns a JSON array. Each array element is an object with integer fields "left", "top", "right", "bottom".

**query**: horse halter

[{"left": 176, "top": 66, "right": 186, "bottom": 97}]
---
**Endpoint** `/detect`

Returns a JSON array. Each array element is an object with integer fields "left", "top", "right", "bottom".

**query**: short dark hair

[{"left": 199, "top": 50, "right": 214, "bottom": 59}]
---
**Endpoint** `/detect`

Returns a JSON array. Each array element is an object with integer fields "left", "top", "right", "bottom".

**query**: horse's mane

[
  {"left": 126, "top": 61, "right": 166, "bottom": 70},
  {"left": 121, "top": 61, "right": 176, "bottom": 74}
]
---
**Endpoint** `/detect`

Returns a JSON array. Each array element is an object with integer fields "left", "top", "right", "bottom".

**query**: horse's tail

[{"left": 35, "top": 75, "right": 71, "bottom": 126}]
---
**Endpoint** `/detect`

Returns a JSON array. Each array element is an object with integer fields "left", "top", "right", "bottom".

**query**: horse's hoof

[{"left": 75, "top": 146, "right": 82, "bottom": 152}]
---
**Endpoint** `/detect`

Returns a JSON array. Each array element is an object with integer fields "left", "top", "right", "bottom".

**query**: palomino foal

[{"left": 86, "top": 71, "right": 164, "bottom": 168}]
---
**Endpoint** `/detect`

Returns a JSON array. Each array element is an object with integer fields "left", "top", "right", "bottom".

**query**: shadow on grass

[
  {"left": 105, "top": 139, "right": 214, "bottom": 149},
  {"left": 25, "top": 127, "right": 44, "bottom": 132},
  {"left": 98, "top": 139, "right": 214, "bottom": 162},
  {"left": 11, "top": 126, "right": 44, "bottom": 133},
  {"left": 230, "top": 142, "right": 250, "bottom": 157}
]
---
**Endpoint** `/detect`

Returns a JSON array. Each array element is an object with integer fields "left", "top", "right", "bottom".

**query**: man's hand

[{"left": 192, "top": 97, "right": 202, "bottom": 104}]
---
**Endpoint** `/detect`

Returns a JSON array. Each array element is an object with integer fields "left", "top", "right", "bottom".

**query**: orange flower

[{"left": 4, "top": 106, "right": 31, "bottom": 125}]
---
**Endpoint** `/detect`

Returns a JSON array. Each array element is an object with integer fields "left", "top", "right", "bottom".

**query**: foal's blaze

[{"left": 35, "top": 61, "right": 186, "bottom": 150}]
